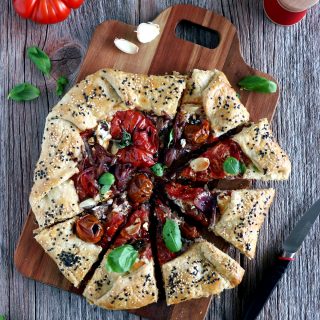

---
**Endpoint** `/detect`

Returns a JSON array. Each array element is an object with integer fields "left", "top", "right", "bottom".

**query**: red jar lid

[{"left": 264, "top": 0, "right": 307, "bottom": 26}]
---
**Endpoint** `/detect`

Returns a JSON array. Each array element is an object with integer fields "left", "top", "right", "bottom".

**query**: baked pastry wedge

[
  {"left": 83, "top": 204, "right": 158, "bottom": 310},
  {"left": 165, "top": 182, "right": 275, "bottom": 259},
  {"left": 34, "top": 217, "right": 102, "bottom": 288},
  {"left": 178, "top": 118, "right": 291, "bottom": 181}
]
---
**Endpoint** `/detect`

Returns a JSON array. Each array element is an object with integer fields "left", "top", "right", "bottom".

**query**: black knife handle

[{"left": 242, "top": 255, "right": 295, "bottom": 320}]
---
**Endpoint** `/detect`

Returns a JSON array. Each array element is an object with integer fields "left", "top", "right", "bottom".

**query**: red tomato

[
  {"left": 179, "top": 139, "right": 244, "bottom": 181},
  {"left": 73, "top": 167, "right": 99, "bottom": 201},
  {"left": 165, "top": 182, "right": 203, "bottom": 202},
  {"left": 110, "top": 110, "right": 159, "bottom": 168},
  {"left": 13, "top": 0, "right": 84, "bottom": 24}
]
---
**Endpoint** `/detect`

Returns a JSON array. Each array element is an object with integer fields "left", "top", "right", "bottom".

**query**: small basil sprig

[
  {"left": 151, "top": 163, "right": 166, "bottom": 177},
  {"left": 162, "top": 219, "right": 182, "bottom": 253},
  {"left": 56, "top": 76, "right": 69, "bottom": 97},
  {"left": 238, "top": 75, "right": 277, "bottom": 93},
  {"left": 223, "top": 157, "right": 246, "bottom": 175},
  {"left": 98, "top": 172, "right": 115, "bottom": 196},
  {"left": 117, "top": 130, "right": 132, "bottom": 149},
  {"left": 106, "top": 244, "right": 138, "bottom": 273},
  {"left": 27, "top": 46, "right": 51, "bottom": 75},
  {"left": 167, "top": 128, "right": 174, "bottom": 147},
  {"left": 0, "top": 315, "right": 6, "bottom": 320},
  {"left": 7, "top": 83, "right": 40, "bottom": 102}
]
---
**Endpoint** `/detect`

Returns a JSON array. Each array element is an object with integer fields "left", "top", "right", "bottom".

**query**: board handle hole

[{"left": 175, "top": 20, "right": 220, "bottom": 49}]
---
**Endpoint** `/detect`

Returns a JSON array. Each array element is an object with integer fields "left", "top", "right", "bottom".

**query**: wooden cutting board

[{"left": 14, "top": 4, "right": 279, "bottom": 320}]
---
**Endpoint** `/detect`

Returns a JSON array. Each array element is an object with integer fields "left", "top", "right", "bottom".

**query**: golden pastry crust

[
  {"left": 50, "top": 69, "right": 125, "bottom": 131},
  {"left": 232, "top": 118, "right": 291, "bottom": 180},
  {"left": 212, "top": 189, "right": 275, "bottom": 259},
  {"left": 29, "top": 117, "right": 84, "bottom": 226},
  {"left": 31, "top": 179, "right": 81, "bottom": 228},
  {"left": 103, "top": 68, "right": 186, "bottom": 118},
  {"left": 83, "top": 254, "right": 158, "bottom": 310},
  {"left": 34, "top": 217, "right": 102, "bottom": 288},
  {"left": 202, "top": 70, "right": 250, "bottom": 137},
  {"left": 161, "top": 240, "right": 244, "bottom": 305},
  {"left": 182, "top": 69, "right": 217, "bottom": 105}
]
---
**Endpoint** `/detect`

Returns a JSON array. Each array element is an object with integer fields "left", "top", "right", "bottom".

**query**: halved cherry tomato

[
  {"left": 75, "top": 214, "right": 104, "bottom": 243},
  {"left": 110, "top": 110, "right": 159, "bottom": 168},
  {"left": 13, "top": 0, "right": 84, "bottom": 24}
]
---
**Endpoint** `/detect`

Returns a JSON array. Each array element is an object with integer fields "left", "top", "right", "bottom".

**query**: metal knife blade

[{"left": 282, "top": 198, "right": 320, "bottom": 255}]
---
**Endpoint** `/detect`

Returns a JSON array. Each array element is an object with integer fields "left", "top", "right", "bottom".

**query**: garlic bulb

[
  {"left": 136, "top": 22, "right": 160, "bottom": 43},
  {"left": 114, "top": 38, "right": 139, "bottom": 54}
]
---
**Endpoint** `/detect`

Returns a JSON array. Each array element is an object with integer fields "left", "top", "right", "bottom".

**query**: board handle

[{"left": 156, "top": 4, "right": 237, "bottom": 50}]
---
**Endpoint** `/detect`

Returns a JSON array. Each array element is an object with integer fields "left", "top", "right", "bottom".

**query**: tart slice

[
  {"left": 154, "top": 198, "right": 244, "bottom": 305},
  {"left": 34, "top": 193, "right": 131, "bottom": 288},
  {"left": 178, "top": 118, "right": 291, "bottom": 181},
  {"left": 34, "top": 217, "right": 102, "bottom": 288},
  {"left": 165, "top": 182, "right": 275, "bottom": 259},
  {"left": 83, "top": 204, "right": 158, "bottom": 310}
]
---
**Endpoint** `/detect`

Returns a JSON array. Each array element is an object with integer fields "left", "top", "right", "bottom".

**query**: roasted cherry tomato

[
  {"left": 179, "top": 139, "right": 246, "bottom": 181},
  {"left": 128, "top": 173, "right": 153, "bottom": 204},
  {"left": 13, "top": 0, "right": 84, "bottom": 24},
  {"left": 75, "top": 214, "right": 104, "bottom": 243},
  {"left": 184, "top": 119, "right": 210, "bottom": 145},
  {"left": 110, "top": 110, "right": 159, "bottom": 167}
]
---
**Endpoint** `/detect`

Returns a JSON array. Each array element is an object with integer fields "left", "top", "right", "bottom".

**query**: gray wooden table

[{"left": 1, "top": 1, "right": 319, "bottom": 319}]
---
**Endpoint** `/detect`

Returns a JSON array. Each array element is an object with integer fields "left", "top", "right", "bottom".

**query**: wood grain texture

[{"left": 1, "top": 1, "right": 320, "bottom": 320}]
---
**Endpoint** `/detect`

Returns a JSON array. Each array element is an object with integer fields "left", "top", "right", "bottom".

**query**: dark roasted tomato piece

[
  {"left": 114, "top": 164, "right": 135, "bottom": 192},
  {"left": 113, "top": 205, "right": 150, "bottom": 247},
  {"left": 179, "top": 139, "right": 246, "bottom": 181},
  {"left": 127, "top": 173, "right": 153, "bottom": 204},
  {"left": 110, "top": 110, "right": 159, "bottom": 167},
  {"left": 74, "top": 167, "right": 99, "bottom": 200},
  {"left": 75, "top": 214, "right": 104, "bottom": 243},
  {"left": 184, "top": 119, "right": 210, "bottom": 145},
  {"left": 165, "top": 182, "right": 217, "bottom": 227}
]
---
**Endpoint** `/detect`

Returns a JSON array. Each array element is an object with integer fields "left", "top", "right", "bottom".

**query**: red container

[{"left": 263, "top": 0, "right": 317, "bottom": 26}]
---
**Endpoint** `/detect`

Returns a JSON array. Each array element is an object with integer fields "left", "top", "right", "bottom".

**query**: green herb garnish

[
  {"left": 162, "top": 219, "right": 182, "bottom": 253},
  {"left": 56, "top": 76, "right": 69, "bottom": 97},
  {"left": 106, "top": 244, "right": 138, "bottom": 273},
  {"left": 98, "top": 172, "right": 115, "bottom": 186},
  {"left": 151, "top": 163, "right": 166, "bottom": 177},
  {"left": 7, "top": 83, "right": 40, "bottom": 102},
  {"left": 98, "top": 172, "right": 115, "bottom": 196},
  {"left": 223, "top": 156, "right": 241, "bottom": 175},
  {"left": 238, "top": 75, "right": 277, "bottom": 93},
  {"left": 0, "top": 315, "right": 6, "bottom": 320},
  {"left": 167, "top": 128, "right": 174, "bottom": 147},
  {"left": 240, "top": 162, "right": 247, "bottom": 174},
  {"left": 27, "top": 46, "right": 51, "bottom": 75},
  {"left": 118, "top": 130, "right": 132, "bottom": 149}
]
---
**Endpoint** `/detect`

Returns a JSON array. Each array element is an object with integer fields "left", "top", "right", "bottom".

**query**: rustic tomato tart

[{"left": 29, "top": 68, "right": 291, "bottom": 310}]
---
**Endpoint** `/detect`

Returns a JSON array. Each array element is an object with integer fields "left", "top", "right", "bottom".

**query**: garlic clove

[
  {"left": 136, "top": 22, "right": 160, "bottom": 43},
  {"left": 114, "top": 38, "right": 139, "bottom": 54},
  {"left": 190, "top": 157, "right": 210, "bottom": 172},
  {"left": 79, "top": 198, "right": 97, "bottom": 209}
]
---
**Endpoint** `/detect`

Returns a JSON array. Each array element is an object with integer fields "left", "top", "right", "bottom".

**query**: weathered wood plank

[{"left": 1, "top": 0, "right": 320, "bottom": 320}]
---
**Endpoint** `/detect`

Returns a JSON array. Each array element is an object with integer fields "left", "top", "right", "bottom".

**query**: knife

[{"left": 242, "top": 198, "right": 320, "bottom": 320}]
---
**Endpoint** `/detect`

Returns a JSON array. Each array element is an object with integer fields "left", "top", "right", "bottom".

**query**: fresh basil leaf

[
  {"left": 223, "top": 156, "right": 241, "bottom": 175},
  {"left": 98, "top": 172, "right": 115, "bottom": 186},
  {"left": 240, "top": 162, "right": 247, "bottom": 174},
  {"left": 151, "top": 163, "right": 166, "bottom": 177},
  {"left": 162, "top": 219, "right": 182, "bottom": 253},
  {"left": 27, "top": 46, "right": 51, "bottom": 75},
  {"left": 56, "top": 76, "right": 69, "bottom": 97},
  {"left": 167, "top": 128, "right": 174, "bottom": 147},
  {"left": 106, "top": 244, "right": 138, "bottom": 273},
  {"left": 118, "top": 130, "right": 132, "bottom": 149},
  {"left": 0, "top": 315, "right": 6, "bottom": 320},
  {"left": 100, "top": 184, "right": 112, "bottom": 196},
  {"left": 238, "top": 75, "right": 277, "bottom": 93},
  {"left": 7, "top": 83, "right": 40, "bottom": 102}
]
